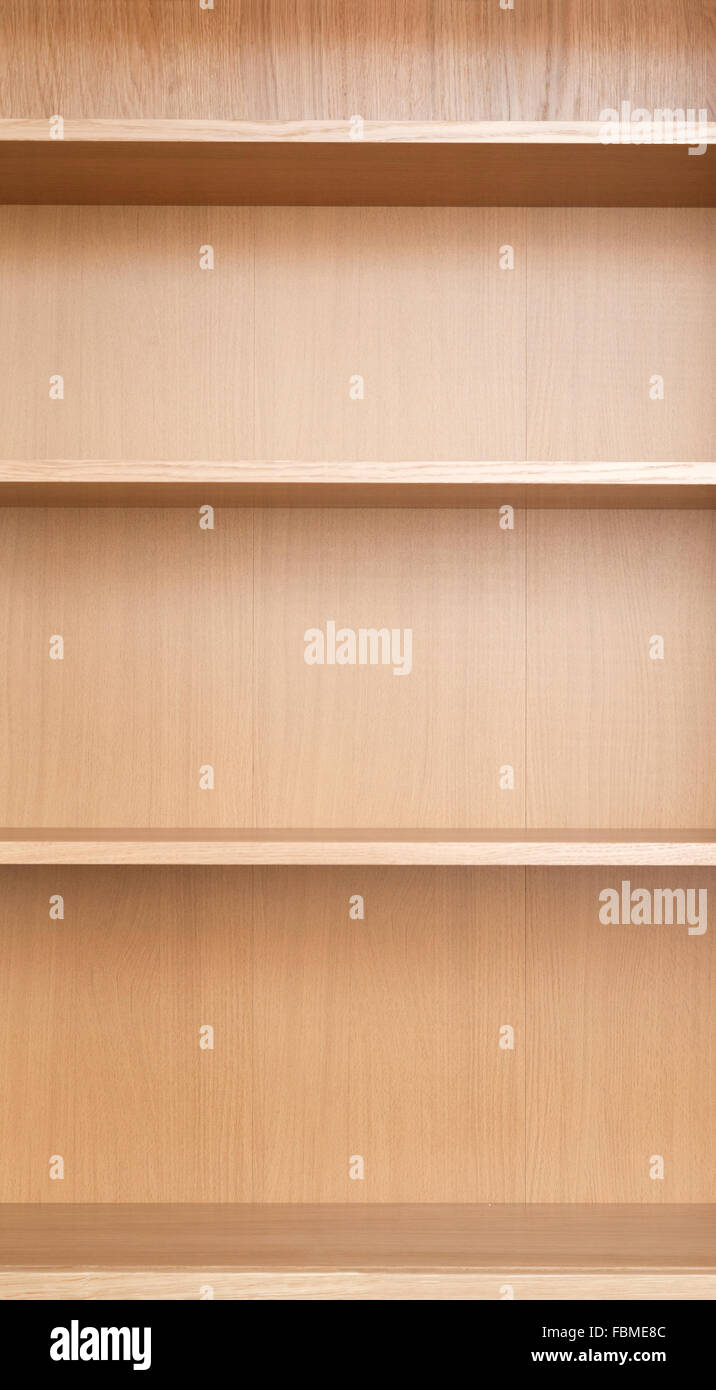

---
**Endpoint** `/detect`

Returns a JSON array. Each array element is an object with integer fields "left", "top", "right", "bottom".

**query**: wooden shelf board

[
  {"left": 5, "top": 1271, "right": 713, "bottom": 1300},
  {"left": 7, "top": 119, "right": 714, "bottom": 145},
  {"left": 1, "top": 831, "right": 715, "bottom": 865},
  {"left": 1, "top": 1204, "right": 712, "bottom": 1273},
  {"left": 2, "top": 461, "right": 715, "bottom": 507},
  {"left": 1, "top": 120, "right": 713, "bottom": 206}
]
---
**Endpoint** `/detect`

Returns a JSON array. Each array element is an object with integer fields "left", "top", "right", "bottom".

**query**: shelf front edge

[
  {"left": 2, "top": 838, "right": 716, "bottom": 865},
  {"left": 1, "top": 132, "right": 714, "bottom": 206},
  {"left": 1, "top": 461, "right": 715, "bottom": 507}
]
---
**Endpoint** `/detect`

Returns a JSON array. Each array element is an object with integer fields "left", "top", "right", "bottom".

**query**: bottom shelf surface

[{"left": 1, "top": 1204, "right": 714, "bottom": 1301}]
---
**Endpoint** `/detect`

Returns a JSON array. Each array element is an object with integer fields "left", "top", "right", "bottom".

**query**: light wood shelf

[
  {"left": 2, "top": 459, "right": 716, "bottom": 507},
  {"left": 2, "top": 1203, "right": 712, "bottom": 1273},
  {"left": 2, "top": 0, "right": 714, "bottom": 1311},
  {"left": 2, "top": 830, "right": 715, "bottom": 866},
  {"left": 1, "top": 119, "right": 713, "bottom": 206}
]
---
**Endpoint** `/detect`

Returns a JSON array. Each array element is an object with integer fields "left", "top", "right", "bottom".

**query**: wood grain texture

[
  {"left": 0, "top": 868, "right": 252, "bottom": 1202},
  {"left": 1, "top": 207, "right": 712, "bottom": 465},
  {"left": 253, "top": 868, "right": 523, "bottom": 1202},
  {"left": 709, "top": 0, "right": 716, "bottom": 133},
  {"left": 527, "top": 869, "right": 716, "bottom": 1203},
  {"left": 2, "top": 506, "right": 715, "bottom": 834},
  {"left": 251, "top": 867, "right": 352, "bottom": 1202},
  {"left": 0, "top": 509, "right": 253, "bottom": 827},
  {"left": 254, "top": 208, "right": 526, "bottom": 463},
  {"left": 348, "top": 868, "right": 523, "bottom": 1202},
  {"left": 527, "top": 510, "right": 716, "bottom": 829},
  {"left": 0, "top": 1, "right": 708, "bottom": 121},
  {"left": 1, "top": 131, "right": 713, "bottom": 206},
  {"left": 0, "top": 0, "right": 713, "bottom": 1281},
  {"left": 3, "top": 506, "right": 716, "bottom": 833},
  {"left": 2, "top": 832, "right": 716, "bottom": 866},
  {"left": 3, "top": 1273, "right": 714, "bottom": 1300},
  {"left": 253, "top": 508, "right": 525, "bottom": 828},
  {"left": 2, "top": 1202, "right": 713, "bottom": 1269},
  {"left": 0, "top": 867, "right": 523, "bottom": 1203},
  {"left": 1, "top": 460, "right": 716, "bottom": 509},
  {"left": 527, "top": 210, "right": 716, "bottom": 462},
  {"left": 0, "top": 207, "right": 254, "bottom": 461},
  {"left": 3, "top": 119, "right": 713, "bottom": 145}
]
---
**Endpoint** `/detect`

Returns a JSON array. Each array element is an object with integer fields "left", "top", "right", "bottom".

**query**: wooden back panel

[
  {"left": 1, "top": 863, "right": 711, "bottom": 1204},
  {"left": 0, "top": 1, "right": 708, "bottom": 122},
  {"left": 0, "top": 865, "right": 524, "bottom": 1203},
  {"left": 528, "top": 867, "right": 716, "bottom": 1202},
  {"left": 1, "top": 207, "right": 713, "bottom": 462},
  {"left": 1, "top": 505, "right": 714, "bottom": 830}
]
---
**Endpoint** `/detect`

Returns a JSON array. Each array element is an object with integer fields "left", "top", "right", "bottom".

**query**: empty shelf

[
  {"left": 1, "top": 120, "right": 714, "bottom": 206},
  {"left": 2, "top": 1203, "right": 712, "bottom": 1272},
  {"left": 1, "top": 831, "right": 715, "bottom": 865},
  {"left": 2, "top": 460, "right": 716, "bottom": 507}
]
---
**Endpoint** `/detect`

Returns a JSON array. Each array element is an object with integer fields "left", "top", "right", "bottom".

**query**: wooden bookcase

[{"left": 0, "top": 1, "right": 714, "bottom": 1301}]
